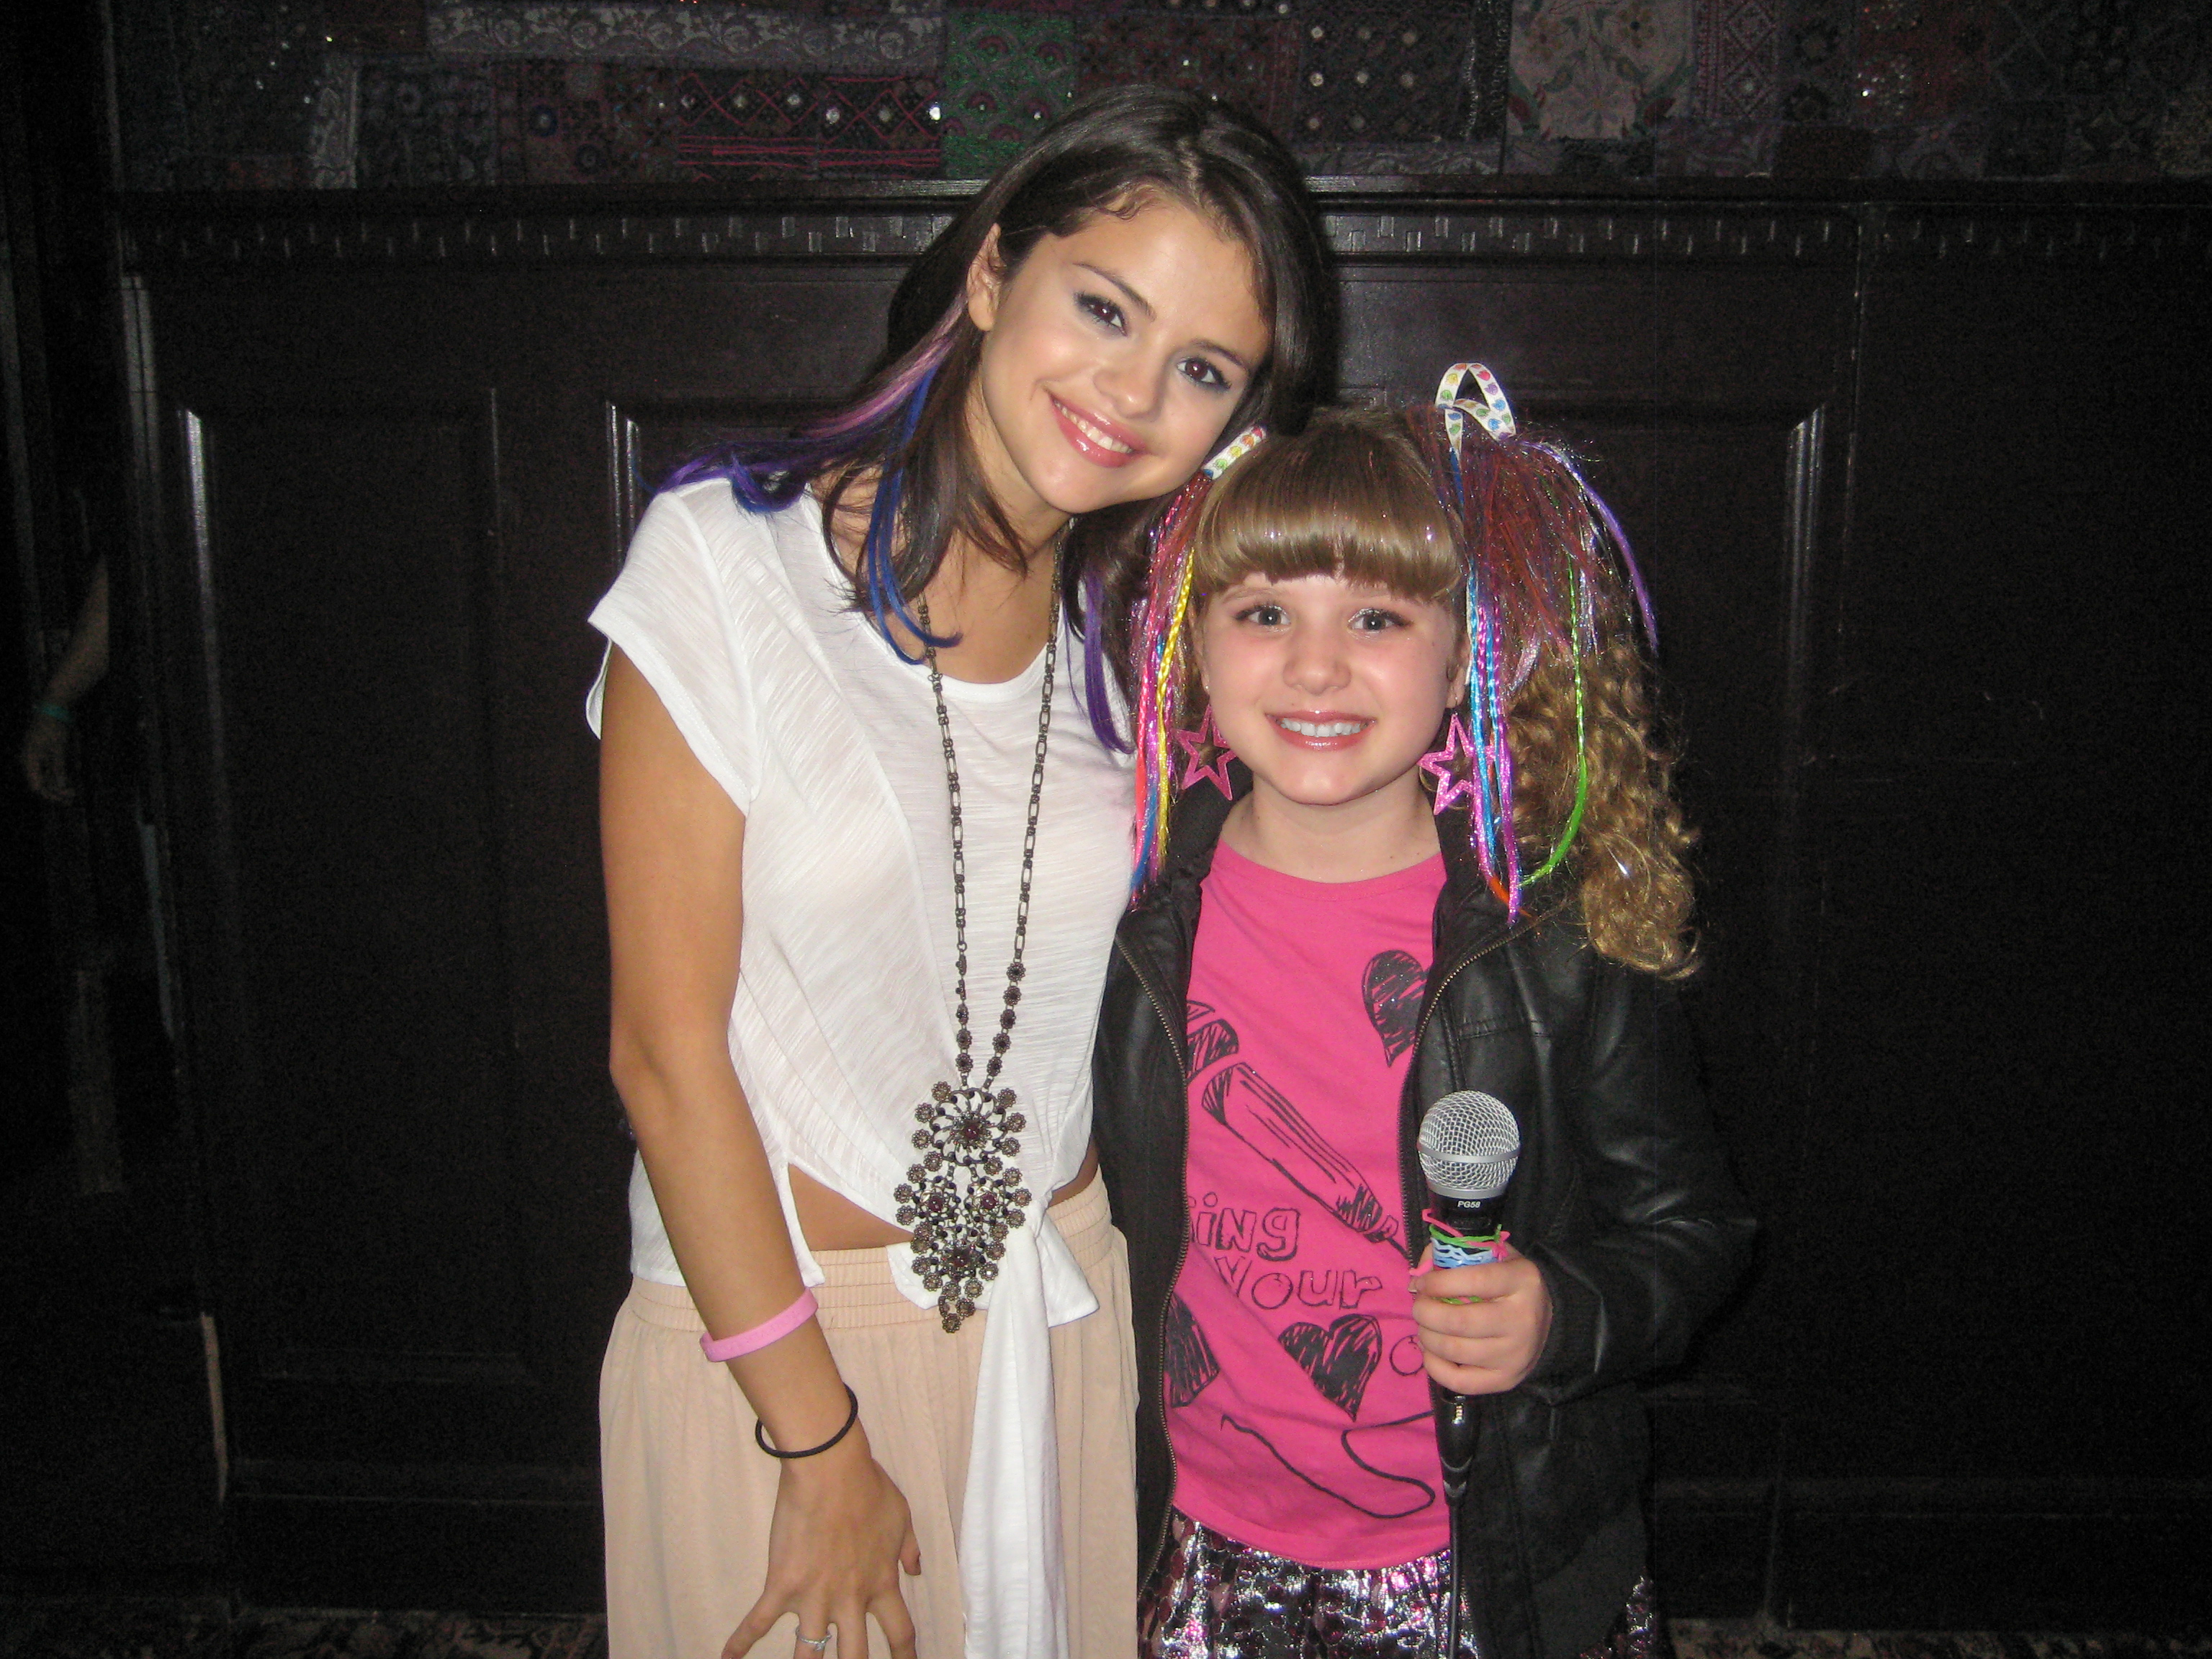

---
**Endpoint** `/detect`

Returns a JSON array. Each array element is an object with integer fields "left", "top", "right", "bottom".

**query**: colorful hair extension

[
  {"left": 1079, "top": 561, "right": 1118, "bottom": 753},
  {"left": 1433, "top": 364, "right": 1639, "bottom": 914},
  {"left": 1128, "top": 475, "right": 1212, "bottom": 888},
  {"left": 659, "top": 305, "right": 962, "bottom": 669},
  {"left": 856, "top": 364, "right": 951, "bottom": 662},
  {"left": 1125, "top": 369, "right": 1648, "bottom": 914},
  {"left": 661, "top": 304, "right": 963, "bottom": 512},
  {"left": 1128, "top": 425, "right": 1267, "bottom": 888}
]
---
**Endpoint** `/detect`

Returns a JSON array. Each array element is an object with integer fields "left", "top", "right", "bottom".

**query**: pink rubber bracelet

[{"left": 700, "top": 1289, "right": 818, "bottom": 1362}]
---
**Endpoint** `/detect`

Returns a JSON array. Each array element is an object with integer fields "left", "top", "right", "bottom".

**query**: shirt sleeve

[{"left": 585, "top": 486, "right": 762, "bottom": 816}]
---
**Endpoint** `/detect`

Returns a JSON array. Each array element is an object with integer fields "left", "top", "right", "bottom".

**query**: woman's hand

[
  {"left": 1408, "top": 1241, "right": 1552, "bottom": 1395},
  {"left": 724, "top": 1428, "right": 922, "bottom": 1659}
]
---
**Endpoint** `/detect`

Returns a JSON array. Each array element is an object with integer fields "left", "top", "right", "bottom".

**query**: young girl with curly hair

[{"left": 1092, "top": 386, "right": 1754, "bottom": 1659}]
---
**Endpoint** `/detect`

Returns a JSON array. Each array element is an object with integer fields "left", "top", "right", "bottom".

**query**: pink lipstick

[{"left": 1051, "top": 397, "right": 1144, "bottom": 468}]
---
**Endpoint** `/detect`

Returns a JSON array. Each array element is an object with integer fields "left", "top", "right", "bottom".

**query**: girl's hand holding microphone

[{"left": 1410, "top": 1241, "right": 1553, "bottom": 1395}]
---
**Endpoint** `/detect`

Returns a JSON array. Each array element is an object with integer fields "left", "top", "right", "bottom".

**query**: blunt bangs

[{"left": 1190, "top": 408, "right": 1465, "bottom": 608}]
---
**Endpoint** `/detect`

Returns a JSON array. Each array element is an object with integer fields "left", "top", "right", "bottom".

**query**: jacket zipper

[
  {"left": 1398, "top": 925, "right": 1527, "bottom": 1251},
  {"left": 1410, "top": 915, "right": 1538, "bottom": 1064},
  {"left": 1398, "top": 907, "right": 1554, "bottom": 1652},
  {"left": 1116, "top": 938, "right": 1190, "bottom": 1583}
]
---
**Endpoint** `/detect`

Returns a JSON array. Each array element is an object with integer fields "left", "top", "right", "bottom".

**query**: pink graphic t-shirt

[{"left": 1167, "top": 841, "right": 1449, "bottom": 1570}]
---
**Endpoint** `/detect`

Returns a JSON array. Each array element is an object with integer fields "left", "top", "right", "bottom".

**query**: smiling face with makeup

[{"left": 963, "top": 197, "right": 1273, "bottom": 545}]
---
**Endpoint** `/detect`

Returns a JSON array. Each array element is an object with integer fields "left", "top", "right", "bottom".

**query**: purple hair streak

[
  {"left": 649, "top": 300, "right": 1138, "bottom": 737},
  {"left": 660, "top": 306, "right": 963, "bottom": 512}
]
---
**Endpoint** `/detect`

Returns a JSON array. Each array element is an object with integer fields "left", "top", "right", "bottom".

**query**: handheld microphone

[
  {"left": 1418, "top": 1089, "right": 1521, "bottom": 1280},
  {"left": 1417, "top": 1091, "right": 1521, "bottom": 1659}
]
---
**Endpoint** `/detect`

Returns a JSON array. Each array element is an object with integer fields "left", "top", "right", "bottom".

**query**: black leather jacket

[{"left": 1092, "top": 785, "right": 1755, "bottom": 1659}]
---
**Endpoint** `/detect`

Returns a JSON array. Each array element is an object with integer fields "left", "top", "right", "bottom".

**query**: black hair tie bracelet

[{"left": 755, "top": 1385, "right": 860, "bottom": 1460}]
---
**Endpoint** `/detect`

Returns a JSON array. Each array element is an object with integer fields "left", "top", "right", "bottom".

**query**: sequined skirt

[{"left": 1140, "top": 1509, "right": 1663, "bottom": 1659}]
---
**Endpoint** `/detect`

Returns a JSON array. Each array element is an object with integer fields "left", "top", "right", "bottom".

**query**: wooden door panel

[
  {"left": 120, "top": 190, "right": 2203, "bottom": 1620},
  {"left": 154, "top": 264, "right": 909, "bottom": 1485},
  {"left": 1787, "top": 239, "right": 2212, "bottom": 1488},
  {"left": 610, "top": 399, "right": 837, "bottom": 551},
  {"left": 1339, "top": 261, "right": 1851, "bottom": 403},
  {"left": 179, "top": 396, "right": 573, "bottom": 1458}
]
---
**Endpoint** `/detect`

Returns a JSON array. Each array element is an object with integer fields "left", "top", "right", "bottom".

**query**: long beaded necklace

[{"left": 894, "top": 555, "right": 1058, "bottom": 1333}]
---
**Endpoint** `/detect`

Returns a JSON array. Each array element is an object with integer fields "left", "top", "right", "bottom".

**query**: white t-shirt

[{"left": 587, "top": 480, "right": 1133, "bottom": 1659}]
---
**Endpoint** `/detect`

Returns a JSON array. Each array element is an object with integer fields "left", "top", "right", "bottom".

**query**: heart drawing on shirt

[
  {"left": 1185, "top": 999, "right": 1241, "bottom": 1077},
  {"left": 1362, "top": 950, "right": 1424, "bottom": 1065},
  {"left": 1277, "top": 1314, "right": 1382, "bottom": 1419},
  {"left": 1164, "top": 1295, "right": 1220, "bottom": 1408}
]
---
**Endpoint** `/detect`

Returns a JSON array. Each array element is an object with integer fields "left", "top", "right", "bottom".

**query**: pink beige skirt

[{"left": 601, "top": 1177, "right": 1138, "bottom": 1659}]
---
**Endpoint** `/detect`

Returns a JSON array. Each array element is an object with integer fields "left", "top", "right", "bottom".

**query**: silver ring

[{"left": 798, "top": 1637, "right": 831, "bottom": 1653}]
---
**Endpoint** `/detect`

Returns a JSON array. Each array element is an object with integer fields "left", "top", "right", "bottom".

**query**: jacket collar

[
  {"left": 1113, "top": 773, "right": 1236, "bottom": 1002},
  {"left": 1129, "top": 772, "right": 1561, "bottom": 954},
  {"left": 1115, "top": 781, "right": 1574, "bottom": 1097},
  {"left": 1143, "top": 768, "right": 1243, "bottom": 914}
]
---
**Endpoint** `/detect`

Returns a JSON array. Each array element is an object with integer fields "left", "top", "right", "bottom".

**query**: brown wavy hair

[
  {"left": 1184, "top": 405, "right": 1697, "bottom": 975},
  {"left": 1503, "top": 640, "right": 1698, "bottom": 975}
]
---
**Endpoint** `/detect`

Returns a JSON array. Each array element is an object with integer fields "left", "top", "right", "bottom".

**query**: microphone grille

[{"left": 1418, "top": 1091, "right": 1521, "bottom": 1202}]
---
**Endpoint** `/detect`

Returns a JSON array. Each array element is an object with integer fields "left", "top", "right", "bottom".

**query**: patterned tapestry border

[
  {"left": 1293, "top": 141, "right": 1504, "bottom": 176},
  {"left": 310, "top": 50, "right": 365, "bottom": 187},
  {"left": 355, "top": 56, "right": 504, "bottom": 185},
  {"left": 1286, "top": 4, "right": 1475, "bottom": 145},
  {"left": 426, "top": 1, "right": 944, "bottom": 70},
  {"left": 1694, "top": 0, "right": 1783, "bottom": 120},
  {"left": 108, "top": 0, "right": 2212, "bottom": 183},
  {"left": 940, "top": 9, "right": 1074, "bottom": 179},
  {"left": 1512, "top": 0, "right": 1696, "bottom": 140}
]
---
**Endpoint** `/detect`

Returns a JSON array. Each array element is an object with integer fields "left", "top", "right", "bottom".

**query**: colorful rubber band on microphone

[
  {"left": 1423, "top": 1215, "right": 1510, "bottom": 1305},
  {"left": 700, "top": 1288, "right": 818, "bottom": 1362}
]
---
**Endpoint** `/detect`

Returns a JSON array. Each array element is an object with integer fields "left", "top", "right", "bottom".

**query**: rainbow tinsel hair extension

[
  {"left": 1129, "top": 471, "right": 1214, "bottom": 890},
  {"left": 1434, "top": 364, "right": 1643, "bottom": 915},
  {"left": 1126, "top": 372, "right": 1647, "bottom": 914},
  {"left": 1128, "top": 423, "right": 1267, "bottom": 890}
]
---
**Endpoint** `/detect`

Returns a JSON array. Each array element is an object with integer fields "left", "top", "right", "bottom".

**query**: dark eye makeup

[
  {"left": 1077, "top": 292, "right": 1125, "bottom": 331},
  {"left": 1181, "top": 357, "right": 1232, "bottom": 392},
  {"left": 1074, "top": 292, "right": 1236, "bottom": 394},
  {"left": 1215, "top": 588, "right": 1427, "bottom": 634}
]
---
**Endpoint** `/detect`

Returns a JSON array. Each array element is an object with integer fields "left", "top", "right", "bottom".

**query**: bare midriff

[{"left": 789, "top": 1141, "right": 1101, "bottom": 1252}]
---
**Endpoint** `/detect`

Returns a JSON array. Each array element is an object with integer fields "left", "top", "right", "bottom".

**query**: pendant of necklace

[{"left": 894, "top": 560, "right": 1059, "bottom": 1333}]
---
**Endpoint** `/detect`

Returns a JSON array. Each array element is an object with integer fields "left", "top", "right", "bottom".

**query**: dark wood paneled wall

[{"left": 119, "top": 181, "right": 2211, "bottom": 1624}]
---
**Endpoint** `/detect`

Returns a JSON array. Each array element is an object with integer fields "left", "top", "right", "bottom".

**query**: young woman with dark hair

[{"left": 589, "top": 87, "right": 1335, "bottom": 1659}]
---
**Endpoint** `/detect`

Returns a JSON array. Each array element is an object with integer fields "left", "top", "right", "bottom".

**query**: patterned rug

[
  {"left": 2, "top": 1609, "right": 2206, "bottom": 1659},
  {"left": 1673, "top": 1629, "right": 2212, "bottom": 1659},
  {"left": 0, "top": 1606, "right": 607, "bottom": 1659}
]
